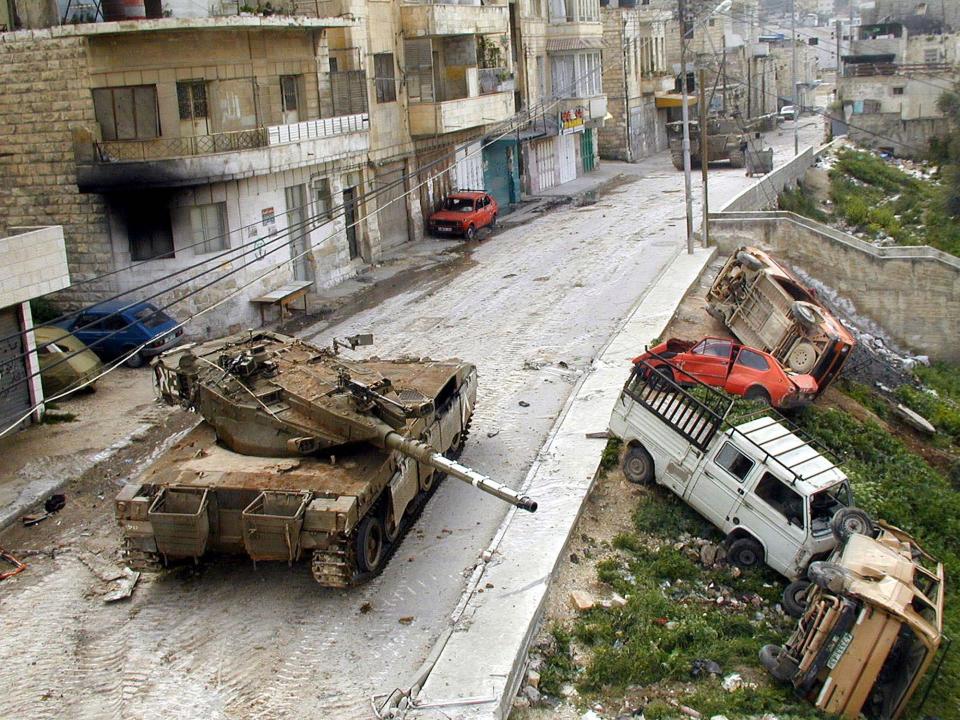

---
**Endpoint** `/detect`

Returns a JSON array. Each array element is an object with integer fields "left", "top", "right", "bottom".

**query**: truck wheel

[
  {"left": 790, "top": 301, "right": 819, "bottom": 330},
  {"left": 760, "top": 644, "right": 799, "bottom": 682},
  {"left": 735, "top": 250, "right": 764, "bottom": 272},
  {"left": 745, "top": 386, "right": 771, "bottom": 405},
  {"left": 808, "top": 561, "right": 848, "bottom": 593},
  {"left": 728, "top": 537, "right": 764, "bottom": 569},
  {"left": 622, "top": 445, "right": 654, "bottom": 485},
  {"left": 124, "top": 350, "right": 145, "bottom": 368},
  {"left": 650, "top": 365, "right": 675, "bottom": 390},
  {"left": 782, "top": 579, "right": 812, "bottom": 618},
  {"left": 787, "top": 341, "right": 818, "bottom": 373},
  {"left": 355, "top": 516, "right": 384, "bottom": 573},
  {"left": 831, "top": 508, "right": 874, "bottom": 541}
]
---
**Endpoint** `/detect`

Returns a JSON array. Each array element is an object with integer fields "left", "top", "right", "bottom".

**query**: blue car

[{"left": 58, "top": 300, "right": 184, "bottom": 368}]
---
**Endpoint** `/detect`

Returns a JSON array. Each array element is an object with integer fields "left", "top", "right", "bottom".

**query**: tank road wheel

[
  {"left": 782, "top": 579, "right": 812, "bottom": 618},
  {"left": 728, "top": 537, "right": 764, "bottom": 569},
  {"left": 622, "top": 445, "right": 655, "bottom": 485},
  {"left": 355, "top": 516, "right": 385, "bottom": 573},
  {"left": 382, "top": 501, "right": 401, "bottom": 544},
  {"left": 671, "top": 149, "right": 685, "bottom": 170},
  {"left": 830, "top": 508, "right": 874, "bottom": 542},
  {"left": 760, "top": 644, "right": 799, "bottom": 682},
  {"left": 728, "top": 149, "right": 746, "bottom": 169}
]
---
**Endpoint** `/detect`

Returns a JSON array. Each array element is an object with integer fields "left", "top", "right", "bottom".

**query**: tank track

[{"left": 310, "top": 410, "right": 474, "bottom": 588}]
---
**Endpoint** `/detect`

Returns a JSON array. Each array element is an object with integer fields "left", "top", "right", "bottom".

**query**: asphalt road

[{"left": 0, "top": 124, "right": 820, "bottom": 720}]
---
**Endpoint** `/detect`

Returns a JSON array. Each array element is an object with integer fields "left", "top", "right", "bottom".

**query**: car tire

[
  {"left": 807, "top": 561, "right": 848, "bottom": 593},
  {"left": 736, "top": 250, "right": 764, "bottom": 272},
  {"left": 760, "top": 644, "right": 799, "bottom": 682},
  {"left": 782, "top": 579, "right": 812, "bottom": 618},
  {"left": 650, "top": 365, "right": 675, "bottom": 390},
  {"left": 790, "top": 301, "right": 819, "bottom": 330},
  {"left": 124, "top": 350, "right": 145, "bottom": 369},
  {"left": 622, "top": 445, "right": 655, "bottom": 485},
  {"left": 489, "top": 214, "right": 497, "bottom": 229},
  {"left": 830, "top": 507, "right": 874, "bottom": 542},
  {"left": 465, "top": 225, "right": 476, "bottom": 241},
  {"left": 745, "top": 385, "right": 771, "bottom": 405},
  {"left": 728, "top": 537, "right": 764, "bottom": 569}
]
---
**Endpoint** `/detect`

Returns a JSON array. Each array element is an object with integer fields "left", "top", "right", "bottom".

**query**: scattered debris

[
  {"left": 690, "top": 659, "right": 722, "bottom": 678},
  {"left": 526, "top": 669, "right": 541, "bottom": 689},
  {"left": 21, "top": 493, "right": 67, "bottom": 527},
  {"left": 103, "top": 567, "right": 140, "bottom": 603},
  {"left": 680, "top": 705, "right": 702, "bottom": 719},
  {"left": 0, "top": 547, "right": 27, "bottom": 581},
  {"left": 570, "top": 590, "right": 596, "bottom": 612},
  {"left": 360, "top": 602, "right": 372, "bottom": 614},
  {"left": 522, "top": 684, "right": 541, "bottom": 704},
  {"left": 894, "top": 403, "right": 936, "bottom": 435},
  {"left": 518, "top": 400, "right": 531, "bottom": 407},
  {"left": 398, "top": 616, "right": 414, "bottom": 625},
  {"left": 721, "top": 672, "right": 757, "bottom": 692},
  {"left": 585, "top": 431, "right": 612, "bottom": 439},
  {"left": 486, "top": 429, "right": 500, "bottom": 438}
]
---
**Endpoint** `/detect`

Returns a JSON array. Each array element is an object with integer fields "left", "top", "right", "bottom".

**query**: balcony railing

[
  {"left": 843, "top": 62, "right": 954, "bottom": 77},
  {"left": 93, "top": 113, "right": 369, "bottom": 163},
  {"left": 478, "top": 67, "right": 515, "bottom": 95}
]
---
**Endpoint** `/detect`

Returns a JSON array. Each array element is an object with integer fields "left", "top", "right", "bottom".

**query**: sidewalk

[{"left": 404, "top": 244, "right": 717, "bottom": 720}]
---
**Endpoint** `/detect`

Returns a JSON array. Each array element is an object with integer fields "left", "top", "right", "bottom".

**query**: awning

[
  {"left": 546, "top": 36, "right": 604, "bottom": 52},
  {"left": 654, "top": 93, "right": 698, "bottom": 108}
]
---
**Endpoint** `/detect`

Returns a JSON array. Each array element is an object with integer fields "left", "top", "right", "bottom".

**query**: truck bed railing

[{"left": 623, "top": 356, "right": 734, "bottom": 452}]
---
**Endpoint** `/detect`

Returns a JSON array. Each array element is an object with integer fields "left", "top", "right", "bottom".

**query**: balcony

[
  {"left": 556, "top": 95, "right": 607, "bottom": 123},
  {"left": 546, "top": 0, "right": 602, "bottom": 48},
  {"left": 75, "top": 113, "right": 369, "bottom": 191},
  {"left": 401, "top": 1, "right": 509, "bottom": 38},
  {"left": 842, "top": 61, "right": 954, "bottom": 77},
  {"left": 409, "top": 91, "right": 514, "bottom": 136}
]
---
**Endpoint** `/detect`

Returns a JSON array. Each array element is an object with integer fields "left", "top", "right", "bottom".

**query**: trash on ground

[
  {"left": 570, "top": 590, "right": 596, "bottom": 612},
  {"left": 0, "top": 547, "right": 27, "bottom": 581},
  {"left": 103, "top": 567, "right": 140, "bottom": 603},
  {"left": 721, "top": 672, "right": 756, "bottom": 692}
]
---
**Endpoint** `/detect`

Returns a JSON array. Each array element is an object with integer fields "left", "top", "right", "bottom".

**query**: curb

[{"left": 399, "top": 243, "right": 717, "bottom": 719}]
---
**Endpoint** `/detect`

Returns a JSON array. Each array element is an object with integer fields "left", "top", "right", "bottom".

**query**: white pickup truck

[{"left": 609, "top": 356, "right": 873, "bottom": 614}]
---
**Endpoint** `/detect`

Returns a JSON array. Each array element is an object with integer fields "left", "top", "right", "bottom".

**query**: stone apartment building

[
  {"left": 598, "top": 0, "right": 673, "bottom": 162},
  {"left": 509, "top": 0, "right": 607, "bottom": 194},
  {"left": 839, "top": 21, "right": 958, "bottom": 156},
  {"left": 0, "top": 3, "right": 521, "bottom": 336}
]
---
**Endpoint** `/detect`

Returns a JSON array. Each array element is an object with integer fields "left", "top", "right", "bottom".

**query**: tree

[{"left": 934, "top": 83, "right": 960, "bottom": 218}]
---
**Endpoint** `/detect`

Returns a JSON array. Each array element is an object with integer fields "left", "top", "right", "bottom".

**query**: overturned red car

[{"left": 633, "top": 337, "right": 818, "bottom": 409}]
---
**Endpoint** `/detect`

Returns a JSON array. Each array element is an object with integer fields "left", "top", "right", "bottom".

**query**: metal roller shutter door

[
  {"left": 375, "top": 162, "right": 411, "bottom": 251},
  {"left": 0, "top": 306, "right": 31, "bottom": 431}
]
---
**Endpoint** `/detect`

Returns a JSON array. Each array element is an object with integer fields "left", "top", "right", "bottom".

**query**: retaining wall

[
  {"left": 718, "top": 145, "right": 817, "bottom": 211},
  {"left": 708, "top": 211, "right": 960, "bottom": 362}
]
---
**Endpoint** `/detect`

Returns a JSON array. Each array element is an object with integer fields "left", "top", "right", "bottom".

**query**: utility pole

[
  {"left": 679, "top": 0, "right": 694, "bottom": 254},
  {"left": 698, "top": 67, "right": 710, "bottom": 247},
  {"left": 623, "top": 20, "right": 633, "bottom": 162},
  {"left": 835, "top": 18, "right": 841, "bottom": 76},
  {"left": 791, "top": 0, "right": 798, "bottom": 155}
]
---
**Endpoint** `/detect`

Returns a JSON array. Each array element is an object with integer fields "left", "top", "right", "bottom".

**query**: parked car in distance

[
  {"left": 633, "top": 337, "right": 818, "bottom": 409},
  {"left": 57, "top": 300, "right": 183, "bottom": 368},
  {"left": 778, "top": 105, "right": 797, "bottom": 121},
  {"left": 761, "top": 523, "right": 944, "bottom": 720},
  {"left": 34, "top": 325, "right": 104, "bottom": 396},
  {"left": 427, "top": 191, "right": 498, "bottom": 240},
  {"left": 707, "top": 246, "right": 855, "bottom": 395}
]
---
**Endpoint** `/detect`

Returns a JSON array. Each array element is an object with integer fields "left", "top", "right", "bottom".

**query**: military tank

[{"left": 115, "top": 330, "right": 536, "bottom": 587}]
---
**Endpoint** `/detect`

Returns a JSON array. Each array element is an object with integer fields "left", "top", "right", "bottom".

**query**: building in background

[
  {"left": 0, "top": 226, "right": 70, "bottom": 429},
  {"left": 599, "top": 0, "right": 673, "bottom": 162},
  {"left": 838, "top": 21, "right": 958, "bottom": 156}
]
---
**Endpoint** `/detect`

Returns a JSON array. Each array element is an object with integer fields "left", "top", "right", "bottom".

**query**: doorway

[
  {"left": 285, "top": 184, "right": 314, "bottom": 282},
  {"left": 343, "top": 186, "right": 360, "bottom": 260}
]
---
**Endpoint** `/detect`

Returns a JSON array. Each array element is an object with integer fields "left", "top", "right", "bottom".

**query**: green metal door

[{"left": 580, "top": 130, "right": 595, "bottom": 172}]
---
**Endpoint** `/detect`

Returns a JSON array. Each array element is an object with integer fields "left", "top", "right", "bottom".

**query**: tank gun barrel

[{"left": 383, "top": 433, "right": 537, "bottom": 513}]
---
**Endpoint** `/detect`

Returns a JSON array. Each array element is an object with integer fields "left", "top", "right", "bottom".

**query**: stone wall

[
  {"left": 0, "top": 226, "right": 70, "bottom": 307},
  {"left": 0, "top": 30, "right": 116, "bottom": 307},
  {"left": 843, "top": 113, "right": 947, "bottom": 159},
  {"left": 708, "top": 211, "right": 960, "bottom": 362},
  {"left": 718, "top": 145, "right": 816, "bottom": 211}
]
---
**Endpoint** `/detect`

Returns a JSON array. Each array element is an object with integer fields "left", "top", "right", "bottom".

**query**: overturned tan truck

[
  {"left": 115, "top": 331, "right": 536, "bottom": 587},
  {"left": 761, "top": 523, "right": 945, "bottom": 719}
]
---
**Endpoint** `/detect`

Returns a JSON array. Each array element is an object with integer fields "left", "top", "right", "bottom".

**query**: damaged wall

[{"left": 708, "top": 211, "right": 960, "bottom": 362}]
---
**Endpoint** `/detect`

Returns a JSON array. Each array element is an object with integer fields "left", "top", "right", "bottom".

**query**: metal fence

[{"left": 94, "top": 113, "right": 369, "bottom": 163}]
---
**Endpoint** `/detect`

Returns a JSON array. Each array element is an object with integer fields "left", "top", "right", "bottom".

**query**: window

[
  {"left": 551, "top": 52, "right": 601, "bottom": 98},
  {"left": 736, "top": 348, "right": 770, "bottom": 371},
  {"left": 374, "top": 53, "right": 397, "bottom": 103},
  {"left": 93, "top": 86, "right": 159, "bottom": 141},
  {"left": 808, "top": 37, "right": 818, "bottom": 45},
  {"left": 714, "top": 442, "right": 754, "bottom": 482},
  {"left": 134, "top": 305, "right": 173, "bottom": 329},
  {"left": 755, "top": 472, "right": 804, "bottom": 527},
  {"left": 329, "top": 57, "right": 338, "bottom": 72},
  {"left": 177, "top": 80, "right": 208, "bottom": 120},
  {"left": 444, "top": 197, "right": 476, "bottom": 212},
  {"left": 893, "top": 86, "right": 905, "bottom": 95},
  {"left": 78, "top": 313, "right": 127, "bottom": 332},
  {"left": 708, "top": 17, "right": 715, "bottom": 26},
  {"left": 121, "top": 198, "right": 174, "bottom": 261},
  {"left": 924, "top": 48, "right": 938, "bottom": 63},
  {"left": 190, "top": 202, "right": 228, "bottom": 255},
  {"left": 280, "top": 75, "right": 301, "bottom": 114},
  {"left": 693, "top": 338, "right": 732, "bottom": 358}
]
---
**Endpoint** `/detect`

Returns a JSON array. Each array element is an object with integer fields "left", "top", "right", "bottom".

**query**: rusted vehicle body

[
  {"left": 707, "top": 246, "right": 855, "bottom": 393},
  {"left": 761, "top": 524, "right": 945, "bottom": 719},
  {"left": 115, "top": 331, "right": 536, "bottom": 587}
]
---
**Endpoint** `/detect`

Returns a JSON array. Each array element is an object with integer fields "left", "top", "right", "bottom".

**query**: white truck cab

[{"left": 609, "top": 358, "right": 868, "bottom": 597}]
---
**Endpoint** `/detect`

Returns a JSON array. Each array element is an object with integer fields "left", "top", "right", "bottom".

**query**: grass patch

[
  {"left": 538, "top": 626, "right": 578, "bottom": 697},
  {"left": 41, "top": 411, "right": 77, "bottom": 424},
  {"left": 837, "top": 379, "right": 890, "bottom": 419},
  {"left": 778, "top": 183, "right": 828, "bottom": 222},
  {"left": 896, "top": 362, "right": 960, "bottom": 448},
  {"left": 599, "top": 437, "right": 623, "bottom": 475}
]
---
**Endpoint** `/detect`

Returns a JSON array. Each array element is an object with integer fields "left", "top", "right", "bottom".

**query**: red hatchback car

[
  {"left": 428, "top": 191, "right": 498, "bottom": 240},
  {"left": 633, "top": 337, "right": 818, "bottom": 409}
]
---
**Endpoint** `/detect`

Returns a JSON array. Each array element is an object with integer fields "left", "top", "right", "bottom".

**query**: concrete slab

[{"left": 404, "top": 244, "right": 717, "bottom": 720}]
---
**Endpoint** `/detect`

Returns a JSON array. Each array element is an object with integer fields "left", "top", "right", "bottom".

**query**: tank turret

[{"left": 117, "top": 330, "right": 535, "bottom": 586}]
